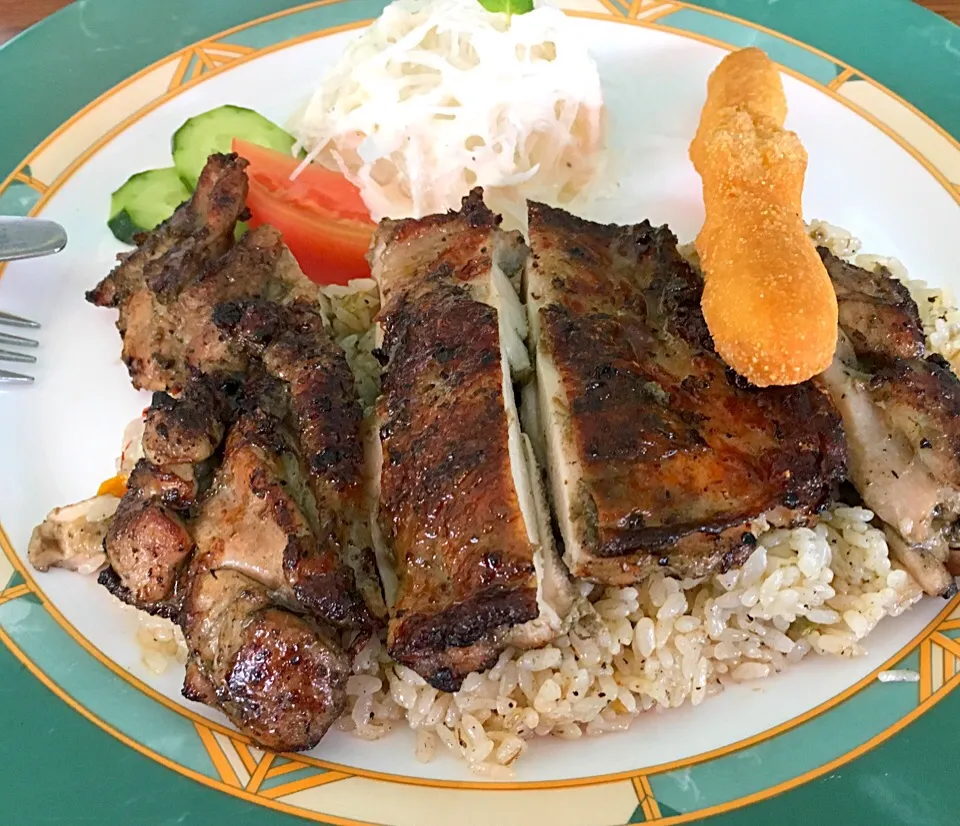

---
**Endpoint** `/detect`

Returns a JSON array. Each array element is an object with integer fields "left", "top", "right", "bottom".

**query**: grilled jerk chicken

[
  {"left": 93, "top": 349, "right": 380, "bottom": 744},
  {"left": 180, "top": 398, "right": 358, "bottom": 751},
  {"left": 27, "top": 154, "right": 386, "bottom": 751},
  {"left": 173, "top": 313, "right": 382, "bottom": 748},
  {"left": 95, "top": 366, "right": 373, "bottom": 748},
  {"left": 180, "top": 559, "right": 350, "bottom": 752},
  {"left": 213, "top": 299, "right": 387, "bottom": 626},
  {"left": 86, "top": 154, "right": 321, "bottom": 393},
  {"left": 525, "top": 203, "right": 846, "bottom": 585},
  {"left": 819, "top": 249, "right": 960, "bottom": 596},
  {"left": 371, "top": 190, "right": 577, "bottom": 691},
  {"left": 97, "top": 375, "right": 232, "bottom": 616}
]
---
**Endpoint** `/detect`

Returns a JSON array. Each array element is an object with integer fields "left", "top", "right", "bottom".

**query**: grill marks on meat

[
  {"left": 526, "top": 202, "right": 846, "bottom": 585},
  {"left": 86, "top": 154, "right": 248, "bottom": 390},
  {"left": 98, "top": 375, "right": 234, "bottom": 616},
  {"left": 380, "top": 284, "right": 538, "bottom": 688},
  {"left": 819, "top": 249, "right": 960, "bottom": 596},
  {"left": 190, "top": 385, "right": 379, "bottom": 632},
  {"left": 165, "top": 366, "right": 374, "bottom": 749},
  {"left": 87, "top": 154, "right": 246, "bottom": 308},
  {"left": 371, "top": 190, "right": 574, "bottom": 691},
  {"left": 66, "top": 149, "right": 960, "bottom": 745},
  {"left": 71, "top": 155, "right": 384, "bottom": 750},
  {"left": 215, "top": 299, "right": 388, "bottom": 625},
  {"left": 826, "top": 252, "right": 925, "bottom": 361},
  {"left": 86, "top": 154, "right": 322, "bottom": 393},
  {"left": 100, "top": 364, "right": 376, "bottom": 746},
  {"left": 180, "top": 562, "right": 350, "bottom": 752}
]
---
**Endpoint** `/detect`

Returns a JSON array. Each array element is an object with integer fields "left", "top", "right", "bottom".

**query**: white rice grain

[{"left": 877, "top": 669, "right": 920, "bottom": 683}]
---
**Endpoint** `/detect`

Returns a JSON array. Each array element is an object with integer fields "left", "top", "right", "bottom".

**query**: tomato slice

[
  {"left": 232, "top": 138, "right": 370, "bottom": 220},
  {"left": 232, "top": 139, "right": 374, "bottom": 284},
  {"left": 245, "top": 177, "right": 373, "bottom": 285}
]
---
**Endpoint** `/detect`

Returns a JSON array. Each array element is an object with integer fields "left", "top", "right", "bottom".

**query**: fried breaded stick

[{"left": 689, "top": 47, "right": 837, "bottom": 387}]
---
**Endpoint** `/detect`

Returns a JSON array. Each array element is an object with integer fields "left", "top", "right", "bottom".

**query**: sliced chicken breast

[
  {"left": 370, "top": 189, "right": 576, "bottom": 691},
  {"left": 525, "top": 202, "right": 846, "bottom": 585}
]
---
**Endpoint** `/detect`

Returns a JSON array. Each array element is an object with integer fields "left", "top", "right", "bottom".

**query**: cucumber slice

[
  {"left": 172, "top": 105, "right": 295, "bottom": 189},
  {"left": 108, "top": 167, "right": 191, "bottom": 244}
]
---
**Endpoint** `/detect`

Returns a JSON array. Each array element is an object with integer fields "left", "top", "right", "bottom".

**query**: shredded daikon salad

[{"left": 293, "top": 0, "right": 605, "bottom": 222}]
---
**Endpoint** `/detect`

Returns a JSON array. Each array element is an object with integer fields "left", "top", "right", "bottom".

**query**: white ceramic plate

[{"left": 1, "top": 4, "right": 959, "bottom": 824}]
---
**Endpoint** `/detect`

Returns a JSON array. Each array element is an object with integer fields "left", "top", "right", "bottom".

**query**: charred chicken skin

[
  {"left": 86, "top": 154, "right": 321, "bottom": 393},
  {"left": 370, "top": 190, "right": 576, "bottom": 692},
  {"left": 180, "top": 559, "right": 351, "bottom": 752},
  {"left": 819, "top": 249, "right": 960, "bottom": 596},
  {"left": 525, "top": 202, "right": 846, "bottom": 585},
  {"left": 56, "top": 155, "right": 383, "bottom": 750}
]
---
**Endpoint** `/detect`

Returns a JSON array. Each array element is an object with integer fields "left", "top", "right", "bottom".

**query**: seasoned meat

[
  {"left": 101, "top": 328, "right": 380, "bottom": 632},
  {"left": 98, "top": 375, "right": 233, "bottom": 613},
  {"left": 96, "top": 351, "right": 375, "bottom": 749},
  {"left": 525, "top": 202, "right": 846, "bottom": 585},
  {"left": 168, "top": 226, "right": 320, "bottom": 387},
  {"left": 823, "top": 249, "right": 925, "bottom": 361},
  {"left": 180, "top": 370, "right": 366, "bottom": 749},
  {"left": 214, "top": 301, "right": 366, "bottom": 529},
  {"left": 371, "top": 190, "right": 576, "bottom": 691},
  {"left": 819, "top": 249, "right": 960, "bottom": 596},
  {"left": 56, "top": 153, "right": 383, "bottom": 751},
  {"left": 86, "top": 154, "right": 249, "bottom": 390},
  {"left": 99, "top": 493, "right": 194, "bottom": 607},
  {"left": 87, "top": 154, "right": 321, "bottom": 393},
  {"left": 192, "top": 404, "right": 378, "bottom": 632},
  {"left": 214, "top": 298, "right": 387, "bottom": 626},
  {"left": 87, "top": 154, "right": 247, "bottom": 309},
  {"left": 142, "top": 383, "right": 230, "bottom": 467},
  {"left": 181, "top": 558, "right": 350, "bottom": 752}
]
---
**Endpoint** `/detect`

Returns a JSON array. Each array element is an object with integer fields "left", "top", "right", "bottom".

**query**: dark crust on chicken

[
  {"left": 87, "top": 154, "right": 248, "bottom": 308},
  {"left": 180, "top": 562, "right": 350, "bottom": 751},
  {"left": 527, "top": 201, "right": 846, "bottom": 584},
  {"left": 214, "top": 299, "right": 387, "bottom": 625},
  {"left": 70, "top": 154, "right": 384, "bottom": 752},
  {"left": 86, "top": 153, "right": 321, "bottom": 394},
  {"left": 99, "top": 373, "right": 236, "bottom": 610},
  {"left": 98, "top": 309, "right": 381, "bottom": 638},
  {"left": 195, "top": 407, "right": 378, "bottom": 632},
  {"left": 86, "top": 154, "right": 250, "bottom": 391},
  {"left": 373, "top": 188, "right": 502, "bottom": 309},
  {"left": 816, "top": 249, "right": 960, "bottom": 597},
  {"left": 867, "top": 355, "right": 960, "bottom": 480},
  {"left": 143, "top": 380, "right": 231, "bottom": 467},
  {"left": 818, "top": 248, "right": 925, "bottom": 361},
  {"left": 101, "top": 493, "right": 195, "bottom": 606},
  {"left": 213, "top": 299, "right": 367, "bottom": 511},
  {"left": 97, "top": 566, "right": 180, "bottom": 620},
  {"left": 125, "top": 459, "right": 204, "bottom": 512},
  {"left": 374, "top": 190, "right": 538, "bottom": 690}
]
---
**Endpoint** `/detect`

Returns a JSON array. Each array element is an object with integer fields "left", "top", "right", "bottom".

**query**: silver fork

[
  {"left": 0, "top": 312, "right": 40, "bottom": 384},
  {"left": 0, "top": 217, "right": 68, "bottom": 385}
]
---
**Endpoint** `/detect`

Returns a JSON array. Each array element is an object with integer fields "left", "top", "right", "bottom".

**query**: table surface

[{"left": 0, "top": 0, "right": 958, "bottom": 43}]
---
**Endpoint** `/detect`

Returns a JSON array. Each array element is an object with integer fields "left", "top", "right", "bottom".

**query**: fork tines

[
  {"left": 0, "top": 312, "right": 39, "bottom": 384},
  {"left": 0, "top": 311, "right": 40, "bottom": 329}
]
